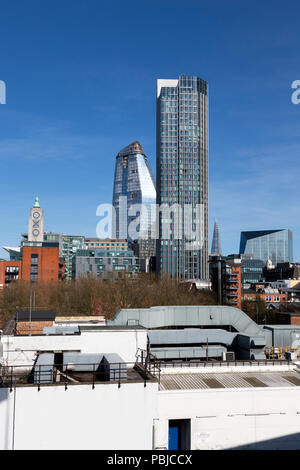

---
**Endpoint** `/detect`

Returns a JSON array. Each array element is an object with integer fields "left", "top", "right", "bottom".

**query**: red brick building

[
  {"left": 243, "top": 291, "right": 288, "bottom": 303},
  {"left": 0, "top": 260, "right": 22, "bottom": 287},
  {"left": 0, "top": 245, "right": 65, "bottom": 286},
  {"left": 225, "top": 264, "right": 242, "bottom": 310},
  {"left": 210, "top": 257, "right": 243, "bottom": 310},
  {"left": 21, "top": 244, "right": 62, "bottom": 282},
  {"left": 0, "top": 198, "right": 65, "bottom": 286}
]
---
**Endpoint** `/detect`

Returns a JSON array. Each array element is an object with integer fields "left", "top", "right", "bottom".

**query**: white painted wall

[
  {"left": 0, "top": 381, "right": 158, "bottom": 450},
  {"left": 1, "top": 329, "right": 147, "bottom": 367},
  {"left": 155, "top": 387, "right": 300, "bottom": 450},
  {"left": 3, "top": 330, "right": 300, "bottom": 450},
  {"left": 2, "top": 372, "right": 300, "bottom": 449}
]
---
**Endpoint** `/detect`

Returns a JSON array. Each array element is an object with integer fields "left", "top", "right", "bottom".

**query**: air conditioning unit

[
  {"left": 285, "top": 351, "right": 297, "bottom": 361},
  {"left": 222, "top": 351, "right": 235, "bottom": 361}
]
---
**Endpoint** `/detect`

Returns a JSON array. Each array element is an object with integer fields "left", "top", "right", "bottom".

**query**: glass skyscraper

[
  {"left": 211, "top": 220, "right": 221, "bottom": 255},
  {"left": 239, "top": 229, "right": 293, "bottom": 265},
  {"left": 156, "top": 75, "right": 209, "bottom": 280},
  {"left": 112, "top": 141, "right": 156, "bottom": 258}
]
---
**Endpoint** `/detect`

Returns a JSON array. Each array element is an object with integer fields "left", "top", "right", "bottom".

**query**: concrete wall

[
  {"left": 2, "top": 365, "right": 300, "bottom": 449},
  {"left": 1, "top": 329, "right": 147, "bottom": 366},
  {"left": 0, "top": 381, "right": 158, "bottom": 450},
  {"left": 155, "top": 386, "right": 300, "bottom": 450}
]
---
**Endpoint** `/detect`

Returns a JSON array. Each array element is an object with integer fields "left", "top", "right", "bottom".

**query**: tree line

[{"left": 0, "top": 275, "right": 217, "bottom": 327}]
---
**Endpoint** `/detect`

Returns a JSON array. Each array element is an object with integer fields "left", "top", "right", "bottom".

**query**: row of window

[{"left": 5, "top": 266, "right": 19, "bottom": 273}]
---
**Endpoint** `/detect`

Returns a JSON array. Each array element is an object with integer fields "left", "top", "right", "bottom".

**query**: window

[{"left": 30, "top": 254, "right": 39, "bottom": 282}]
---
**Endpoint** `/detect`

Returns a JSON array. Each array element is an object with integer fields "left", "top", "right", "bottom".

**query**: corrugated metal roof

[{"left": 159, "top": 371, "right": 300, "bottom": 391}]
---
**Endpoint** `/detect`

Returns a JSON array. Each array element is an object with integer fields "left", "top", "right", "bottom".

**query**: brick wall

[
  {"left": 15, "top": 320, "right": 54, "bottom": 335},
  {"left": 0, "top": 260, "right": 22, "bottom": 287},
  {"left": 21, "top": 246, "right": 60, "bottom": 281}
]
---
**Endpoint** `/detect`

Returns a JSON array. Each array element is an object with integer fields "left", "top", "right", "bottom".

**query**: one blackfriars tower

[
  {"left": 112, "top": 141, "right": 156, "bottom": 259},
  {"left": 156, "top": 75, "right": 209, "bottom": 280}
]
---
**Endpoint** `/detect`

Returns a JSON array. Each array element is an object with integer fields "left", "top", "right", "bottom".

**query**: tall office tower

[
  {"left": 156, "top": 75, "right": 209, "bottom": 280},
  {"left": 239, "top": 229, "right": 293, "bottom": 265},
  {"left": 211, "top": 220, "right": 221, "bottom": 255},
  {"left": 112, "top": 141, "right": 156, "bottom": 259}
]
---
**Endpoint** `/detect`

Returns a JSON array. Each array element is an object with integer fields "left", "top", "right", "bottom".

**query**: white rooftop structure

[{"left": 2, "top": 324, "right": 300, "bottom": 449}]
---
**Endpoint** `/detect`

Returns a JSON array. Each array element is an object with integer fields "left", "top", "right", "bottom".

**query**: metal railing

[
  {"left": 151, "top": 359, "right": 291, "bottom": 372},
  {"left": 1, "top": 354, "right": 295, "bottom": 391},
  {"left": 265, "top": 346, "right": 299, "bottom": 360},
  {"left": 0, "top": 355, "right": 157, "bottom": 391}
]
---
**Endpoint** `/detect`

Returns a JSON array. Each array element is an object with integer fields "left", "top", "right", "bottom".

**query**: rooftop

[
  {"left": 1, "top": 352, "right": 156, "bottom": 389},
  {"left": 159, "top": 370, "right": 300, "bottom": 390},
  {"left": 117, "top": 141, "right": 145, "bottom": 158},
  {"left": 156, "top": 361, "right": 300, "bottom": 391}
]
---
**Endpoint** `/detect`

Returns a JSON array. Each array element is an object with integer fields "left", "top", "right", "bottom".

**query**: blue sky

[{"left": 1, "top": 0, "right": 300, "bottom": 259}]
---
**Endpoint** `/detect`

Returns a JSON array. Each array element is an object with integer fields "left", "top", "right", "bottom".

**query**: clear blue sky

[{"left": 1, "top": 0, "right": 300, "bottom": 259}]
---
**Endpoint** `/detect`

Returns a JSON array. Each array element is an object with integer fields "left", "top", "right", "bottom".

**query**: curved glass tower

[{"left": 112, "top": 141, "right": 156, "bottom": 258}]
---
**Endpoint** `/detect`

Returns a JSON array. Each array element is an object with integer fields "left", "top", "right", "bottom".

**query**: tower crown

[{"left": 34, "top": 196, "right": 40, "bottom": 208}]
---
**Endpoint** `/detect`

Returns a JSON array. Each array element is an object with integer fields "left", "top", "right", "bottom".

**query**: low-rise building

[
  {"left": 43, "top": 233, "right": 85, "bottom": 279},
  {"left": 2, "top": 317, "right": 300, "bottom": 450},
  {"left": 210, "top": 257, "right": 242, "bottom": 309},
  {"left": 243, "top": 284, "right": 288, "bottom": 304},
  {"left": 74, "top": 247, "right": 139, "bottom": 279},
  {"left": 264, "top": 262, "right": 300, "bottom": 282},
  {"left": 0, "top": 199, "right": 65, "bottom": 285},
  {"left": 13, "top": 310, "right": 56, "bottom": 335},
  {"left": 0, "top": 260, "right": 22, "bottom": 287},
  {"left": 84, "top": 238, "right": 130, "bottom": 251}
]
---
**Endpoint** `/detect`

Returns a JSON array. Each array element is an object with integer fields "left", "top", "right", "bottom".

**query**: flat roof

[
  {"left": 79, "top": 325, "right": 146, "bottom": 331},
  {"left": 159, "top": 370, "right": 300, "bottom": 391},
  {"left": 265, "top": 324, "right": 300, "bottom": 329}
]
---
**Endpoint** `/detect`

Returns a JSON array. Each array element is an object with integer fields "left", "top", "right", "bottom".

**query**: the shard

[{"left": 211, "top": 220, "right": 221, "bottom": 255}]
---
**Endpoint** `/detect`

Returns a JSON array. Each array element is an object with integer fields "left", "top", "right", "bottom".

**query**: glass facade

[
  {"left": 30, "top": 254, "right": 38, "bottom": 282},
  {"left": 241, "top": 259, "right": 265, "bottom": 284},
  {"left": 239, "top": 230, "right": 293, "bottom": 265},
  {"left": 85, "top": 238, "right": 130, "bottom": 251},
  {"left": 211, "top": 220, "right": 221, "bottom": 255},
  {"left": 43, "top": 233, "right": 85, "bottom": 279},
  {"left": 74, "top": 248, "right": 139, "bottom": 279},
  {"left": 156, "top": 76, "right": 209, "bottom": 280},
  {"left": 112, "top": 141, "right": 156, "bottom": 258}
]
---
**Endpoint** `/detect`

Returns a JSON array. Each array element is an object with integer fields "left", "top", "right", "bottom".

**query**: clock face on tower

[
  {"left": 32, "top": 229, "right": 40, "bottom": 237},
  {"left": 33, "top": 212, "right": 40, "bottom": 219}
]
